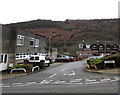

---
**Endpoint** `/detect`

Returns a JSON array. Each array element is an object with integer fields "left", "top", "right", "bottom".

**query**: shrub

[
  {"left": 7, "top": 64, "right": 33, "bottom": 73},
  {"left": 87, "top": 58, "right": 104, "bottom": 69},
  {"left": 89, "top": 58, "right": 103, "bottom": 65},
  {"left": 22, "top": 64, "right": 33, "bottom": 73},
  {"left": 76, "top": 57, "right": 83, "bottom": 60},
  {"left": 87, "top": 54, "right": 120, "bottom": 69}
]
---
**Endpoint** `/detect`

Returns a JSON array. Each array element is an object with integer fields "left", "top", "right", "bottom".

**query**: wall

[
  {"left": 16, "top": 29, "right": 46, "bottom": 54},
  {"left": 0, "top": 25, "right": 2, "bottom": 53}
]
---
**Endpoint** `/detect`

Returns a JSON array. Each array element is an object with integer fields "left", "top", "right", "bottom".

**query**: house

[
  {"left": 77, "top": 43, "right": 119, "bottom": 58},
  {"left": 0, "top": 24, "right": 47, "bottom": 71}
]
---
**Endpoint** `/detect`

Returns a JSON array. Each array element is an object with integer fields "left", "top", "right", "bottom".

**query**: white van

[{"left": 28, "top": 55, "right": 50, "bottom": 69}]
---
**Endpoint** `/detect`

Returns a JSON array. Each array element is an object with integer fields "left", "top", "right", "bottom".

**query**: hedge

[
  {"left": 87, "top": 54, "right": 120, "bottom": 69},
  {"left": 8, "top": 64, "right": 33, "bottom": 73}
]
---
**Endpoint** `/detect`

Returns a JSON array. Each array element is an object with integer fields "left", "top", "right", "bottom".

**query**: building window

[
  {"left": 30, "top": 38, "right": 35, "bottom": 47},
  {"left": 4, "top": 54, "right": 8, "bottom": 63},
  {"left": 0, "top": 55, "right": 3, "bottom": 63},
  {"left": 78, "top": 43, "right": 84, "bottom": 48},
  {"left": 35, "top": 39, "right": 39, "bottom": 47},
  {"left": 0, "top": 54, "right": 8, "bottom": 63},
  {"left": 17, "top": 35, "right": 24, "bottom": 46}
]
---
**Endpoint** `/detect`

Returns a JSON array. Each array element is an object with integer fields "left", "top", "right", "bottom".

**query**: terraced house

[{"left": 0, "top": 24, "right": 47, "bottom": 71}]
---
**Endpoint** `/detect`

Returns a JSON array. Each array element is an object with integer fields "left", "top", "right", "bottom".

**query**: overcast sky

[{"left": 0, "top": 0, "right": 119, "bottom": 24}]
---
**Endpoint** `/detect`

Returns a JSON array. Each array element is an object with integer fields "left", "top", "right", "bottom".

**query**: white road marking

[
  {"left": 101, "top": 78, "right": 111, "bottom": 82},
  {"left": 85, "top": 79, "right": 97, "bottom": 82},
  {"left": 0, "top": 86, "right": 10, "bottom": 88},
  {"left": 114, "top": 77, "right": 119, "bottom": 80},
  {"left": 12, "top": 83, "right": 23, "bottom": 85},
  {"left": 62, "top": 82, "right": 83, "bottom": 85},
  {"left": 0, "top": 84, "right": 4, "bottom": 86},
  {"left": 70, "top": 79, "right": 82, "bottom": 83},
  {"left": 61, "top": 68, "right": 66, "bottom": 72},
  {"left": 26, "top": 82, "right": 37, "bottom": 84},
  {"left": 53, "top": 80, "right": 66, "bottom": 84},
  {"left": 85, "top": 81, "right": 102, "bottom": 84},
  {"left": 69, "top": 70, "right": 75, "bottom": 76},
  {"left": 48, "top": 80, "right": 54, "bottom": 82},
  {"left": 49, "top": 73, "right": 57, "bottom": 78},
  {"left": 40, "top": 80, "right": 50, "bottom": 84}
]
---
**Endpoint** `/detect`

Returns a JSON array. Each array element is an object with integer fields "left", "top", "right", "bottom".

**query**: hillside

[{"left": 6, "top": 19, "right": 119, "bottom": 55}]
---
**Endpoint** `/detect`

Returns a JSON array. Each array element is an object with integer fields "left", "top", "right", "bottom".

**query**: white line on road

[
  {"left": 69, "top": 70, "right": 75, "bottom": 76},
  {"left": 49, "top": 73, "right": 57, "bottom": 78},
  {"left": 12, "top": 83, "right": 23, "bottom": 85},
  {"left": 101, "top": 78, "right": 111, "bottom": 82},
  {"left": 85, "top": 81, "right": 102, "bottom": 84},
  {"left": 40, "top": 80, "right": 50, "bottom": 84},
  {"left": 85, "top": 79, "right": 97, "bottom": 82},
  {"left": 48, "top": 80, "right": 54, "bottom": 82},
  {"left": 63, "top": 73, "right": 67, "bottom": 76},
  {"left": 61, "top": 68, "right": 66, "bottom": 72},
  {"left": 0, "top": 86, "right": 10, "bottom": 88},
  {"left": 70, "top": 79, "right": 82, "bottom": 83},
  {"left": 53, "top": 80, "right": 66, "bottom": 84},
  {"left": 26, "top": 82, "right": 37, "bottom": 84},
  {"left": 0, "top": 84, "right": 4, "bottom": 86},
  {"left": 114, "top": 77, "right": 119, "bottom": 80}
]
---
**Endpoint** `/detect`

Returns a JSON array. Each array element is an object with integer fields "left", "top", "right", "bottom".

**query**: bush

[
  {"left": 22, "top": 64, "right": 33, "bottom": 72},
  {"left": 7, "top": 64, "right": 33, "bottom": 73},
  {"left": 89, "top": 58, "right": 103, "bottom": 66},
  {"left": 87, "top": 58, "right": 104, "bottom": 69},
  {"left": 77, "top": 57, "right": 83, "bottom": 60},
  {"left": 87, "top": 54, "right": 120, "bottom": 69}
]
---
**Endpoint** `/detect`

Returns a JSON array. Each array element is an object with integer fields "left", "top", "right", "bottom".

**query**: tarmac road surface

[{"left": 1, "top": 60, "right": 119, "bottom": 93}]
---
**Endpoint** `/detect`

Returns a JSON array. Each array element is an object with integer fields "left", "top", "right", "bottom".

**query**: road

[{"left": 1, "top": 60, "right": 119, "bottom": 93}]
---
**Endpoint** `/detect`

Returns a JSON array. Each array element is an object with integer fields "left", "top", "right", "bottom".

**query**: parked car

[
  {"left": 55, "top": 55, "right": 74, "bottom": 62},
  {"left": 27, "top": 55, "right": 50, "bottom": 69}
]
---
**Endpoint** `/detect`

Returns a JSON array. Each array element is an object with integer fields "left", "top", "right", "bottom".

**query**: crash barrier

[
  {"left": 10, "top": 68, "right": 26, "bottom": 73},
  {"left": 32, "top": 66, "right": 40, "bottom": 72},
  {"left": 104, "top": 60, "right": 115, "bottom": 68}
]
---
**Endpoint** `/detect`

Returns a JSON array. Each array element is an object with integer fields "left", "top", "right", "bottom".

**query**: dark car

[{"left": 55, "top": 55, "right": 74, "bottom": 62}]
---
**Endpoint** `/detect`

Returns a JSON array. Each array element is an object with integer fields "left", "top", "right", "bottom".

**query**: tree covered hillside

[{"left": 6, "top": 19, "right": 119, "bottom": 55}]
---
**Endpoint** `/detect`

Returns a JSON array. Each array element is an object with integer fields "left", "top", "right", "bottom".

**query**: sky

[{"left": 0, "top": 0, "right": 119, "bottom": 24}]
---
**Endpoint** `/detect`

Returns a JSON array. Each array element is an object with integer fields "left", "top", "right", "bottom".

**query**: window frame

[
  {"left": 34, "top": 39, "right": 39, "bottom": 47},
  {"left": 17, "top": 35, "right": 24, "bottom": 46},
  {"left": 0, "top": 54, "right": 8, "bottom": 64},
  {"left": 30, "top": 38, "right": 35, "bottom": 47}
]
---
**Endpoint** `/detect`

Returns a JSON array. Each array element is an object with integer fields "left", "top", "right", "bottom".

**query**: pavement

[
  {"left": 0, "top": 62, "right": 119, "bottom": 80},
  {"left": 0, "top": 62, "right": 64, "bottom": 80},
  {"left": 84, "top": 68, "right": 119, "bottom": 75}
]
